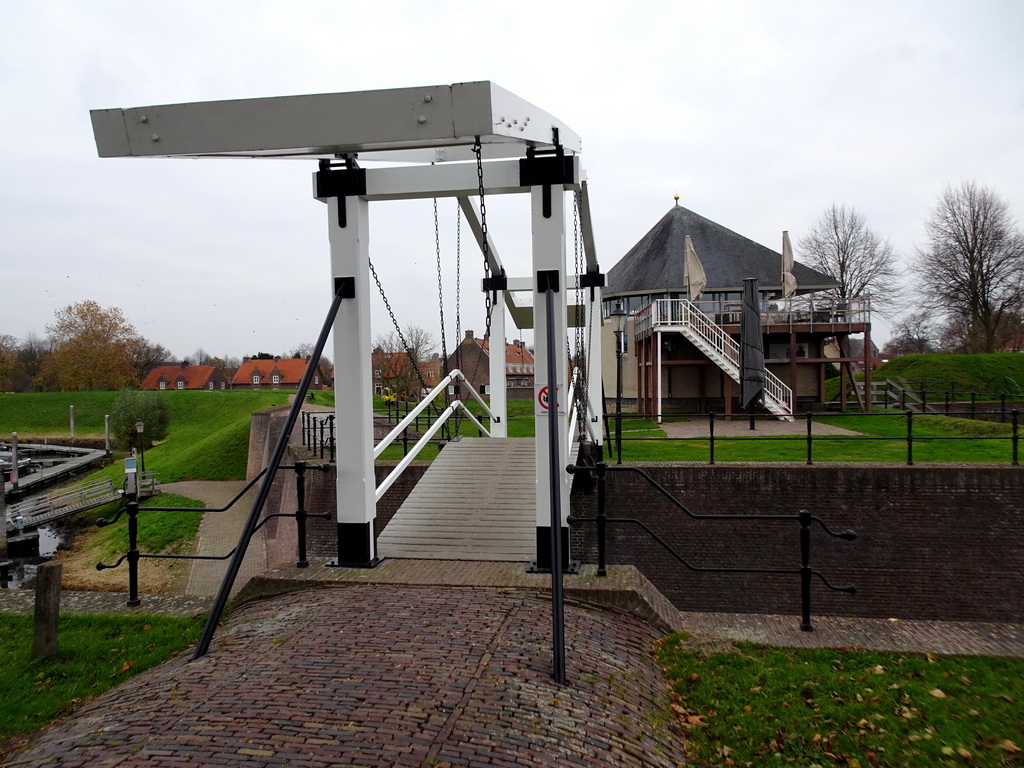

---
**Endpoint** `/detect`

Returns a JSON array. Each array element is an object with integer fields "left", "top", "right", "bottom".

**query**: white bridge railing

[{"left": 374, "top": 369, "right": 494, "bottom": 501}]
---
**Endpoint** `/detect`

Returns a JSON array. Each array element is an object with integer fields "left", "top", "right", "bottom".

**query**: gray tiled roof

[{"left": 606, "top": 203, "right": 839, "bottom": 295}]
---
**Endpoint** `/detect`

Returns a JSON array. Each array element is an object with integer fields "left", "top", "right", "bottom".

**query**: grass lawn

[
  {"left": 659, "top": 635, "right": 1024, "bottom": 767},
  {"left": 610, "top": 411, "right": 1018, "bottom": 464},
  {"left": 0, "top": 613, "right": 201, "bottom": 745}
]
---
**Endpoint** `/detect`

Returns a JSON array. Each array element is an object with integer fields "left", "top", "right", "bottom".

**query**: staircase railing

[
  {"left": 374, "top": 369, "right": 494, "bottom": 500},
  {"left": 635, "top": 299, "right": 793, "bottom": 417}
]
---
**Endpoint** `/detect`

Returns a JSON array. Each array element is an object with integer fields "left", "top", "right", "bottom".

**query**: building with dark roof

[{"left": 602, "top": 201, "right": 873, "bottom": 415}]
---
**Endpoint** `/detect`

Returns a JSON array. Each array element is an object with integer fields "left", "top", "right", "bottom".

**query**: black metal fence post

[
  {"left": 596, "top": 461, "right": 607, "bottom": 577},
  {"left": 799, "top": 509, "right": 812, "bottom": 631},
  {"left": 971, "top": 392, "right": 976, "bottom": 419},
  {"left": 294, "top": 461, "right": 309, "bottom": 568},
  {"left": 1012, "top": 410, "right": 1019, "bottom": 467},
  {"left": 328, "top": 416, "right": 336, "bottom": 461},
  {"left": 805, "top": 411, "right": 813, "bottom": 465},
  {"left": 709, "top": 412, "right": 716, "bottom": 465},
  {"left": 126, "top": 498, "right": 140, "bottom": 607},
  {"left": 906, "top": 409, "right": 914, "bottom": 466},
  {"left": 1001, "top": 394, "right": 1006, "bottom": 423}
]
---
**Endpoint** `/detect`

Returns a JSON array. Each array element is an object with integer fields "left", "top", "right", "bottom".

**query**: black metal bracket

[
  {"left": 481, "top": 275, "right": 508, "bottom": 292},
  {"left": 316, "top": 155, "right": 367, "bottom": 229},
  {"left": 537, "top": 269, "right": 560, "bottom": 293},
  {"left": 334, "top": 276, "right": 356, "bottom": 299},
  {"left": 579, "top": 269, "right": 605, "bottom": 302},
  {"left": 520, "top": 133, "right": 575, "bottom": 218}
]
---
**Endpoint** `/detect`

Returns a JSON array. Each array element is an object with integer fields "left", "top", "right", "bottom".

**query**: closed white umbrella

[
  {"left": 684, "top": 235, "right": 707, "bottom": 302},
  {"left": 781, "top": 230, "right": 797, "bottom": 298}
]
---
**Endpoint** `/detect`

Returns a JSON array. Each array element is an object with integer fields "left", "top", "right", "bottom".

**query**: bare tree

[
  {"left": 916, "top": 181, "right": 1024, "bottom": 354},
  {"left": 373, "top": 325, "right": 435, "bottom": 399},
  {"left": 882, "top": 310, "right": 939, "bottom": 355},
  {"left": 289, "top": 342, "right": 315, "bottom": 360},
  {"left": 799, "top": 204, "right": 903, "bottom": 312},
  {"left": 190, "top": 347, "right": 211, "bottom": 365}
]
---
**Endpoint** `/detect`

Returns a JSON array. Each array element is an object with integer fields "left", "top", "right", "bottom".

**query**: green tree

[{"left": 110, "top": 389, "right": 170, "bottom": 451}]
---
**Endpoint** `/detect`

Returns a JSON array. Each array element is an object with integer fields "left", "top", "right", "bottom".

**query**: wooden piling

[{"left": 32, "top": 562, "right": 62, "bottom": 658}]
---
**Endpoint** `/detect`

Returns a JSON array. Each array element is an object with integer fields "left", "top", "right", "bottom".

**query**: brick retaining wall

[{"left": 571, "top": 464, "right": 1024, "bottom": 622}]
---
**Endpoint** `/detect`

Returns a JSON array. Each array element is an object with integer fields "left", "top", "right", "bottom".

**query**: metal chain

[
  {"left": 468, "top": 139, "right": 496, "bottom": 403},
  {"left": 435, "top": 198, "right": 448, "bottom": 379},
  {"left": 474, "top": 139, "right": 499, "bottom": 342},
  {"left": 369, "top": 257, "right": 431, "bottom": 396},
  {"left": 573, "top": 191, "right": 591, "bottom": 437}
]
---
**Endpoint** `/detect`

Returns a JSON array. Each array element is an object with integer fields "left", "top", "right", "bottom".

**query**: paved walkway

[
  {"left": 6, "top": 585, "right": 686, "bottom": 767},
  {"left": 3, "top": 558, "right": 1022, "bottom": 765},
  {"left": 659, "top": 416, "right": 862, "bottom": 438},
  {"left": 161, "top": 480, "right": 266, "bottom": 598}
]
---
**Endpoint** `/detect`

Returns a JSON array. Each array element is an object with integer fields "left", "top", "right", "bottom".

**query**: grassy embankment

[
  {"left": 0, "top": 390, "right": 288, "bottom": 754},
  {"left": 827, "top": 353, "right": 1024, "bottom": 401},
  {"left": 659, "top": 634, "right": 1024, "bottom": 767},
  {"left": 0, "top": 613, "right": 202, "bottom": 751}
]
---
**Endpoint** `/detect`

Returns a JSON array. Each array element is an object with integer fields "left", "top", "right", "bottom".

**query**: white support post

[
  {"left": 488, "top": 296, "right": 508, "bottom": 437},
  {"left": 532, "top": 185, "right": 569, "bottom": 568},
  {"left": 325, "top": 193, "right": 378, "bottom": 565}
]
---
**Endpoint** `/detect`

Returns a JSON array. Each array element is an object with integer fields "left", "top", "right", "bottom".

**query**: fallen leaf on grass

[
  {"left": 999, "top": 740, "right": 1021, "bottom": 753},
  {"left": 119, "top": 661, "right": 136, "bottom": 673},
  {"left": 929, "top": 688, "right": 946, "bottom": 698}
]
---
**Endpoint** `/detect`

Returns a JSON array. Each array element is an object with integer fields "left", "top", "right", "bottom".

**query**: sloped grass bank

[
  {"left": 0, "top": 613, "right": 201, "bottom": 747},
  {"left": 659, "top": 635, "right": 1024, "bottom": 767}
]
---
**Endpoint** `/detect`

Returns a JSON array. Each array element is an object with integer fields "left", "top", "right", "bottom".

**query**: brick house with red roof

[
  {"left": 232, "top": 357, "right": 330, "bottom": 390},
  {"left": 444, "top": 331, "right": 535, "bottom": 399},
  {"left": 143, "top": 362, "right": 227, "bottom": 391},
  {"left": 371, "top": 352, "right": 443, "bottom": 399}
]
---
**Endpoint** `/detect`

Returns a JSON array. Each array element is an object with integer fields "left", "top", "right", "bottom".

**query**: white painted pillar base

[{"left": 324, "top": 193, "right": 378, "bottom": 565}]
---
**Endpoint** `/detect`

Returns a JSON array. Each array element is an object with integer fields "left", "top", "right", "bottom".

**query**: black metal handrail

[
  {"left": 95, "top": 461, "right": 332, "bottom": 604},
  {"left": 301, "top": 412, "right": 336, "bottom": 461},
  {"left": 607, "top": 408, "right": 1020, "bottom": 466},
  {"left": 566, "top": 461, "right": 856, "bottom": 632}
]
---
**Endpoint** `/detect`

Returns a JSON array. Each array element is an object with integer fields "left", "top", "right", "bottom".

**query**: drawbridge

[{"left": 378, "top": 438, "right": 535, "bottom": 561}]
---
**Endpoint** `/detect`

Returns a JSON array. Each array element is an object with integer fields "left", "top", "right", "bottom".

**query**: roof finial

[{"left": 673, "top": 193, "right": 680, "bottom": 205}]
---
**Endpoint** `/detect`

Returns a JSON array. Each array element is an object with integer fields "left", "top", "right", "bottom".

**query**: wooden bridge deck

[{"left": 377, "top": 438, "right": 535, "bottom": 561}]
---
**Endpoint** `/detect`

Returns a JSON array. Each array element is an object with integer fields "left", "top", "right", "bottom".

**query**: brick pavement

[{"left": 6, "top": 585, "right": 688, "bottom": 767}]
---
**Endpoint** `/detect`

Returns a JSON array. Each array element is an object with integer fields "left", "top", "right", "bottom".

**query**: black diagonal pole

[
  {"left": 544, "top": 285, "right": 566, "bottom": 685},
  {"left": 192, "top": 281, "right": 349, "bottom": 660}
]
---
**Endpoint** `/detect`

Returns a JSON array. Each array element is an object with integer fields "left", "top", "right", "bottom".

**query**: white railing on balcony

[{"left": 634, "top": 299, "right": 793, "bottom": 418}]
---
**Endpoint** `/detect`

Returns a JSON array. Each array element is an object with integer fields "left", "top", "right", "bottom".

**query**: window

[
  {"left": 253, "top": 374, "right": 261, "bottom": 384},
  {"left": 159, "top": 381, "right": 166, "bottom": 390},
  {"left": 208, "top": 382, "right": 214, "bottom": 390},
  {"left": 272, "top": 374, "right": 280, "bottom": 384},
  {"left": 313, "top": 376, "right": 319, "bottom": 384},
  {"left": 177, "top": 381, "right": 184, "bottom": 390},
  {"left": 220, "top": 382, "right": 226, "bottom": 390}
]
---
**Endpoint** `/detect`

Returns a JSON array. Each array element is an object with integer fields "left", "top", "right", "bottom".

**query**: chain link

[
  {"left": 369, "top": 257, "right": 431, "bottom": 396},
  {"left": 435, "top": 198, "right": 448, "bottom": 379}
]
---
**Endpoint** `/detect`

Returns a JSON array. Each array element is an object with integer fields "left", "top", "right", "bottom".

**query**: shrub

[{"left": 109, "top": 389, "right": 170, "bottom": 450}]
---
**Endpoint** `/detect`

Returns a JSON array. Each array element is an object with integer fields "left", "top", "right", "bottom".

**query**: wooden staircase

[{"left": 376, "top": 438, "right": 535, "bottom": 561}]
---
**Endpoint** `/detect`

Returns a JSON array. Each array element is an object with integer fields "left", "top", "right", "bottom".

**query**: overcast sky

[{"left": 3, "top": 0, "right": 1023, "bottom": 361}]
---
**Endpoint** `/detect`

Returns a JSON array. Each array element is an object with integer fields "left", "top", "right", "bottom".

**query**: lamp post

[
  {"left": 610, "top": 300, "right": 627, "bottom": 464},
  {"left": 135, "top": 420, "right": 145, "bottom": 473}
]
